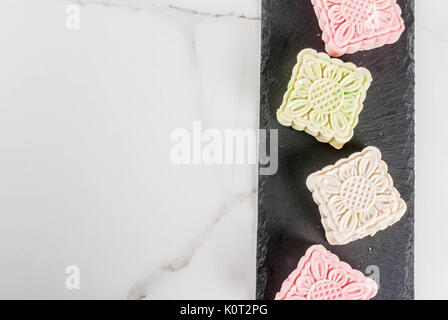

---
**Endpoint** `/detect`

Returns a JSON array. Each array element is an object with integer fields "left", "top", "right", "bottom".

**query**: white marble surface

[
  {"left": 415, "top": 0, "right": 448, "bottom": 300},
  {"left": 0, "top": 0, "right": 446, "bottom": 300}
]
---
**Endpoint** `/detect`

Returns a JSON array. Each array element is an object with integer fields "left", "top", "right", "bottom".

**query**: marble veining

[
  {"left": 72, "top": 0, "right": 261, "bottom": 19},
  {"left": 128, "top": 188, "right": 257, "bottom": 300}
]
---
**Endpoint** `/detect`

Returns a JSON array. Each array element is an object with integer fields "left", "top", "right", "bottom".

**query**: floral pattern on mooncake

[
  {"left": 275, "top": 245, "right": 378, "bottom": 300},
  {"left": 277, "top": 49, "right": 371, "bottom": 149},
  {"left": 311, "top": 0, "right": 405, "bottom": 57},
  {"left": 306, "top": 146, "right": 407, "bottom": 245}
]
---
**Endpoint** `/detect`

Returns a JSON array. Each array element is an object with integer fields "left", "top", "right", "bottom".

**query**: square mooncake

[
  {"left": 311, "top": 0, "right": 405, "bottom": 57},
  {"left": 275, "top": 245, "right": 378, "bottom": 300},
  {"left": 307, "top": 146, "right": 406, "bottom": 245},
  {"left": 277, "top": 49, "right": 371, "bottom": 149}
]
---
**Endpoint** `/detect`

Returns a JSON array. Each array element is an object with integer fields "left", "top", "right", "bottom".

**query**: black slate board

[{"left": 257, "top": 0, "right": 414, "bottom": 300}]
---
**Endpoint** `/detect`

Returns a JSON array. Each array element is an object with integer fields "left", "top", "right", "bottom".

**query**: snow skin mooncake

[
  {"left": 311, "top": 0, "right": 405, "bottom": 57},
  {"left": 277, "top": 49, "right": 371, "bottom": 149},
  {"left": 306, "top": 146, "right": 407, "bottom": 245},
  {"left": 275, "top": 245, "right": 378, "bottom": 300}
]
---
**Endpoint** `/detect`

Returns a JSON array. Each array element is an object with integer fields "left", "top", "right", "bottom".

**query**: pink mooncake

[
  {"left": 275, "top": 245, "right": 378, "bottom": 300},
  {"left": 311, "top": 0, "right": 405, "bottom": 57}
]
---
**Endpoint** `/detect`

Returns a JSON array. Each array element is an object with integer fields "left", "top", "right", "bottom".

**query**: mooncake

[
  {"left": 306, "top": 146, "right": 407, "bottom": 245},
  {"left": 275, "top": 244, "right": 378, "bottom": 300},
  {"left": 277, "top": 48, "right": 371, "bottom": 149},
  {"left": 311, "top": 0, "right": 405, "bottom": 57}
]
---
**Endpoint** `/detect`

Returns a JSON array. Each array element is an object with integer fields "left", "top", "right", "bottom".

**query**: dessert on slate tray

[
  {"left": 276, "top": 48, "right": 371, "bottom": 149},
  {"left": 306, "top": 146, "right": 407, "bottom": 245},
  {"left": 275, "top": 244, "right": 378, "bottom": 300},
  {"left": 311, "top": 0, "right": 405, "bottom": 57}
]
